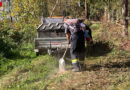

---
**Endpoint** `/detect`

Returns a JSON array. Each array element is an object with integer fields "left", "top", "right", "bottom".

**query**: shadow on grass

[
  {"left": 85, "top": 41, "right": 113, "bottom": 57},
  {"left": 9, "top": 48, "right": 37, "bottom": 60},
  {"left": 87, "top": 60, "right": 130, "bottom": 71},
  {"left": 52, "top": 41, "right": 113, "bottom": 67}
]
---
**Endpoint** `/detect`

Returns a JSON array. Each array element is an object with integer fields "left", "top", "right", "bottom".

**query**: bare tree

[{"left": 50, "top": 0, "right": 59, "bottom": 17}]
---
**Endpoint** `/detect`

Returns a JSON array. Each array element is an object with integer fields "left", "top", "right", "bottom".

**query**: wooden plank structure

[{"left": 34, "top": 17, "right": 68, "bottom": 55}]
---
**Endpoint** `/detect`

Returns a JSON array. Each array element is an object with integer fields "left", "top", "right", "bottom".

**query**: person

[
  {"left": 79, "top": 19, "right": 93, "bottom": 44},
  {"left": 85, "top": 25, "right": 93, "bottom": 44},
  {"left": 64, "top": 19, "right": 86, "bottom": 72}
]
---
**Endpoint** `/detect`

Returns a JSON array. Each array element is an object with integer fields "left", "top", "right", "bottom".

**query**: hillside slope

[
  {"left": 0, "top": 23, "right": 130, "bottom": 90},
  {"left": 47, "top": 23, "right": 130, "bottom": 90}
]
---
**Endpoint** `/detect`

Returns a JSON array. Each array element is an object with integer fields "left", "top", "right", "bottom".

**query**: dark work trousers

[{"left": 70, "top": 31, "right": 85, "bottom": 64}]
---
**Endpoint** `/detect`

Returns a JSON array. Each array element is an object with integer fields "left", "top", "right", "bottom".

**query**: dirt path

[{"left": 47, "top": 62, "right": 130, "bottom": 90}]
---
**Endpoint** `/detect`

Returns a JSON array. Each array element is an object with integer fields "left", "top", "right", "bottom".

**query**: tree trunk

[
  {"left": 85, "top": 0, "right": 87, "bottom": 19},
  {"left": 122, "top": 0, "right": 128, "bottom": 37}
]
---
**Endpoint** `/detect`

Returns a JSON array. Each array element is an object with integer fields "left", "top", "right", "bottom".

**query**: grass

[
  {"left": 46, "top": 44, "right": 130, "bottom": 90},
  {"left": 0, "top": 55, "right": 59, "bottom": 90},
  {"left": 47, "top": 23, "right": 130, "bottom": 90},
  {"left": 0, "top": 43, "right": 36, "bottom": 77},
  {"left": 0, "top": 23, "right": 130, "bottom": 90},
  {"left": 90, "top": 23, "right": 101, "bottom": 30}
]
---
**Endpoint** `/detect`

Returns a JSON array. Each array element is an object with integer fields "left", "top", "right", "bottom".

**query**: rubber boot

[
  {"left": 79, "top": 63, "right": 86, "bottom": 71},
  {"left": 72, "top": 63, "right": 80, "bottom": 72}
]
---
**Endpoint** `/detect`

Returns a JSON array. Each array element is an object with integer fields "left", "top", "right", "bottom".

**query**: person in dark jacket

[
  {"left": 79, "top": 19, "right": 93, "bottom": 44},
  {"left": 64, "top": 19, "right": 86, "bottom": 72}
]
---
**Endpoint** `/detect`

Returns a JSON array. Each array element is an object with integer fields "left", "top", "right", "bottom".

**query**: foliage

[
  {"left": 0, "top": 22, "right": 19, "bottom": 58},
  {"left": 0, "top": 21, "right": 36, "bottom": 57},
  {"left": 6, "top": 0, "right": 123, "bottom": 22},
  {"left": 90, "top": 23, "right": 101, "bottom": 30},
  {"left": 84, "top": 20, "right": 92, "bottom": 26},
  {"left": 11, "top": 0, "right": 48, "bottom": 23},
  {"left": 0, "top": 20, "right": 36, "bottom": 76}
]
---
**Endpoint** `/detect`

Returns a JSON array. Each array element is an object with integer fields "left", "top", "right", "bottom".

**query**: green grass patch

[
  {"left": 0, "top": 55, "right": 59, "bottom": 90},
  {"left": 128, "top": 27, "right": 130, "bottom": 31},
  {"left": 0, "top": 43, "right": 36, "bottom": 77},
  {"left": 90, "top": 23, "right": 101, "bottom": 30}
]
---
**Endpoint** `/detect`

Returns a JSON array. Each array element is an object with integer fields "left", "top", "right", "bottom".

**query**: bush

[
  {"left": 0, "top": 21, "right": 36, "bottom": 58},
  {"left": 84, "top": 20, "right": 92, "bottom": 27},
  {"left": 21, "top": 24, "right": 36, "bottom": 43},
  {"left": 0, "top": 21, "right": 37, "bottom": 77},
  {"left": 90, "top": 23, "right": 101, "bottom": 30}
]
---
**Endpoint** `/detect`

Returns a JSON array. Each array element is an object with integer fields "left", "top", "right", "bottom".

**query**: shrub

[
  {"left": 0, "top": 21, "right": 36, "bottom": 76},
  {"left": 21, "top": 24, "right": 36, "bottom": 43},
  {"left": 90, "top": 23, "right": 101, "bottom": 30},
  {"left": 0, "top": 22, "right": 36, "bottom": 58},
  {"left": 84, "top": 20, "right": 92, "bottom": 27}
]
